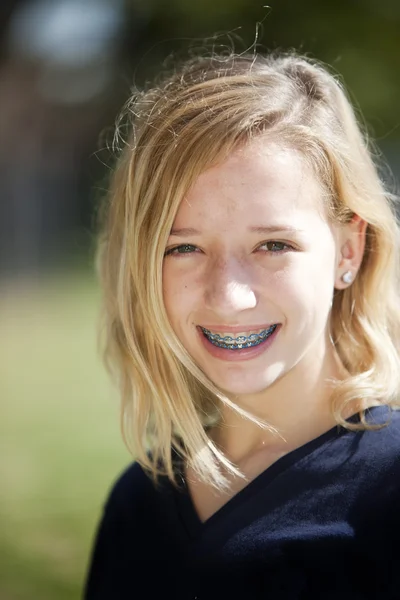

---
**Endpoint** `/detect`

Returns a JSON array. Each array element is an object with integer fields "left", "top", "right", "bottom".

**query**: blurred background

[{"left": 0, "top": 0, "right": 399, "bottom": 598}]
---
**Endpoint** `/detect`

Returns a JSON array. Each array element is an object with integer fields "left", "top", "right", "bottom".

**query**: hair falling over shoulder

[{"left": 96, "top": 49, "right": 400, "bottom": 490}]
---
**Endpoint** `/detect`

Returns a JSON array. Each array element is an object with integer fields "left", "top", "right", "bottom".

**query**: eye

[
  {"left": 164, "top": 244, "right": 199, "bottom": 257},
  {"left": 258, "top": 241, "right": 294, "bottom": 253}
]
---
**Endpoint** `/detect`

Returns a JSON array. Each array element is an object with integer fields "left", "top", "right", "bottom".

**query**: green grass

[{"left": 0, "top": 270, "right": 130, "bottom": 600}]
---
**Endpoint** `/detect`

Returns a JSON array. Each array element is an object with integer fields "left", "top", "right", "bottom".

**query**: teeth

[
  {"left": 211, "top": 329, "right": 265, "bottom": 339},
  {"left": 201, "top": 325, "right": 277, "bottom": 350}
]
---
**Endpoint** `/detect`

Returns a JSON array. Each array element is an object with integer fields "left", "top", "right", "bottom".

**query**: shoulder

[
  {"left": 359, "top": 405, "right": 400, "bottom": 453},
  {"left": 109, "top": 460, "right": 150, "bottom": 497},
  {"left": 323, "top": 406, "right": 400, "bottom": 498},
  {"left": 102, "top": 458, "right": 178, "bottom": 521},
  {"left": 104, "top": 460, "right": 157, "bottom": 514},
  {"left": 84, "top": 462, "right": 176, "bottom": 597},
  {"left": 348, "top": 406, "right": 400, "bottom": 497}
]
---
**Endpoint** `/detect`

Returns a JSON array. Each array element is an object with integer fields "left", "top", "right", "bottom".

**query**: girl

[{"left": 84, "top": 51, "right": 400, "bottom": 599}]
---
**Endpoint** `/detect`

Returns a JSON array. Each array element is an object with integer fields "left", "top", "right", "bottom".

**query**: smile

[{"left": 200, "top": 325, "right": 278, "bottom": 349}]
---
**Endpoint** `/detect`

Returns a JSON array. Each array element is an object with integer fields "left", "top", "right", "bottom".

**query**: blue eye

[{"left": 164, "top": 244, "right": 198, "bottom": 256}]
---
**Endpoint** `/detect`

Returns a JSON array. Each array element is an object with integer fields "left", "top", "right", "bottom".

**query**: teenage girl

[{"left": 84, "top": 51, "right": 400, "bottom": 599}]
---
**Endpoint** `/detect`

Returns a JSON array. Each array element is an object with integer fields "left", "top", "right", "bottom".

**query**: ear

[{"left": 334, "top": 215, "right": 367, "bottom": 290}]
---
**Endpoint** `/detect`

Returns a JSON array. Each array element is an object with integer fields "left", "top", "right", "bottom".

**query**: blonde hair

[{"left": 97, "top": 51, "right": 400, "bottom": 489}]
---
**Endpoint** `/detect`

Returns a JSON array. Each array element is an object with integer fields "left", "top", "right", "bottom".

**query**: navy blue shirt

[{"left": 84, "top": 406, "right": 400, "bottom": 599}]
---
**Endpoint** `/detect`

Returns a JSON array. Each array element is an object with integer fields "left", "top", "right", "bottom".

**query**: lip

[
  {"left": 197, "top": 324, "right": 280, "bottom": 362},
  {"left": 198, "top": 323, "right": 277, "bottom": 334}
]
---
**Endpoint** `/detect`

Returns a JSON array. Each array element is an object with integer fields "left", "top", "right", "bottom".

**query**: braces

[{"left": 201, "top": 325, "right": 277, "bottom": 349}]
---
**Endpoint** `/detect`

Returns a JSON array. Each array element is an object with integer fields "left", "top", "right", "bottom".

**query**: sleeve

[
  {"left": 82, "top": 461, "right": 146, "bottom": 600},
  {"left": 83, "top": 492, "right": 131, "bottom": 600}
]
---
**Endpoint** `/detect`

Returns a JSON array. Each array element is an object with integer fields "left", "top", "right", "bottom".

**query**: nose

[{"left": 204, "top": 256, "right": 257, "bottom": 314}]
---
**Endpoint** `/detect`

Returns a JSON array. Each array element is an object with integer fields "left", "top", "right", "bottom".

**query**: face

[{"left": 162, "top": 141, "right": 346, "bottom": 398}]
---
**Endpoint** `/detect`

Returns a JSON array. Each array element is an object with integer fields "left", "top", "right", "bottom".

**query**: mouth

[{"left": 199, "top": 324, "right": 278, "bottom": 350}]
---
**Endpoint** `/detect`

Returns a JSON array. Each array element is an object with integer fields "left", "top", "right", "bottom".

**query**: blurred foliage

[
  {"left": 121, "top": 0, "right": 400, "bottom": 143},
  {"left": 1, "top": 0, "right": 398, "bottom": 278}
]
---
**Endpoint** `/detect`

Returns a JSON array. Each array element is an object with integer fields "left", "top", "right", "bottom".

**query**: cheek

[
  {"left": 162, "top": 265, "right": 177, "bottom": 319},
  {"left": 162, "top": 266, "right": 198, "bottom": 325},
  {"left": 271, "top": 252, "right": 335, "bottom": 310}
]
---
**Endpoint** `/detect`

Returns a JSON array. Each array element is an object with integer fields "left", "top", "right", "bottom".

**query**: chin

[
  {"left": 221, "top": 384, "right": 273, "bottom": 398},
  {"left": 209, "top": 369, "right": 282, "bottom": 399}
]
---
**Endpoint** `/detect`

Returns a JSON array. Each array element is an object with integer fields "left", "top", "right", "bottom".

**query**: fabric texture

[{"left": 84, "top": 406, "right": 400, "bottom": 599}]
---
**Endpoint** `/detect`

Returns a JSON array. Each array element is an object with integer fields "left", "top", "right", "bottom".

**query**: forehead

[{"left": 174, "top": 140, "right": 328, "bottom": 229}]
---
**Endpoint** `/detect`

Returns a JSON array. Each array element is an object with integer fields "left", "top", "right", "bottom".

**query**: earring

[{"left": 342, "top": 271, "right": 353, "bottom": 284}]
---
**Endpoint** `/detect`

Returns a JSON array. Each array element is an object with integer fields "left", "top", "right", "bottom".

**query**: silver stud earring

[{"left": 342, "top": 271, "right": 353, "bottom": 284}]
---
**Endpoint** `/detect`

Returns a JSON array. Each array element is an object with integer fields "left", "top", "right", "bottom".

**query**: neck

[{"left": 210, "top": 332, "right": 354, "bottom": 466}]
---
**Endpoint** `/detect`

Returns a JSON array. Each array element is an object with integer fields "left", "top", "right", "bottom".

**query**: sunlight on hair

[{"left": 96, "top": 49, "right": 400, "bottom": 490}]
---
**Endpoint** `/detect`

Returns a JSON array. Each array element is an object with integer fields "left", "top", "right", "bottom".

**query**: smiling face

[{"left": 162, "top": 141, "right": 345, "bottom": 398}]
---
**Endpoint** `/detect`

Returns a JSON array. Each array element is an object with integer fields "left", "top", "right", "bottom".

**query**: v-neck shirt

[
  {"left": 174, "top": 412, "right": 363, "bottom": 539},
  {"left": 84, "top": 406, "right": 400, "bottom": 599}
]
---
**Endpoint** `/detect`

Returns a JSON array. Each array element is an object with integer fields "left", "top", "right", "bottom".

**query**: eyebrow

[
  {"left": 248, "top": 226, "right": 304, "bottom": 235},
  {"left": 169, "top": 225, "right": 304, "bottom": 236},
  {"left": 169, "top": 227, "right": 202, "bottom": 236}
]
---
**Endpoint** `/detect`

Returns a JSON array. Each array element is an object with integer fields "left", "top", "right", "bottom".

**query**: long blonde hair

[{"left": 97, "top": 51, "right": 400, "bottom": 489}]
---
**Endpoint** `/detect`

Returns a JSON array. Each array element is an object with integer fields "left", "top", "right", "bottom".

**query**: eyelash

[
  {"left": 164, "top": 241, "right": 294, "bottom": 257},
  {"left": 164, "top": 244, "right": 199, "bottom": 256}
]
